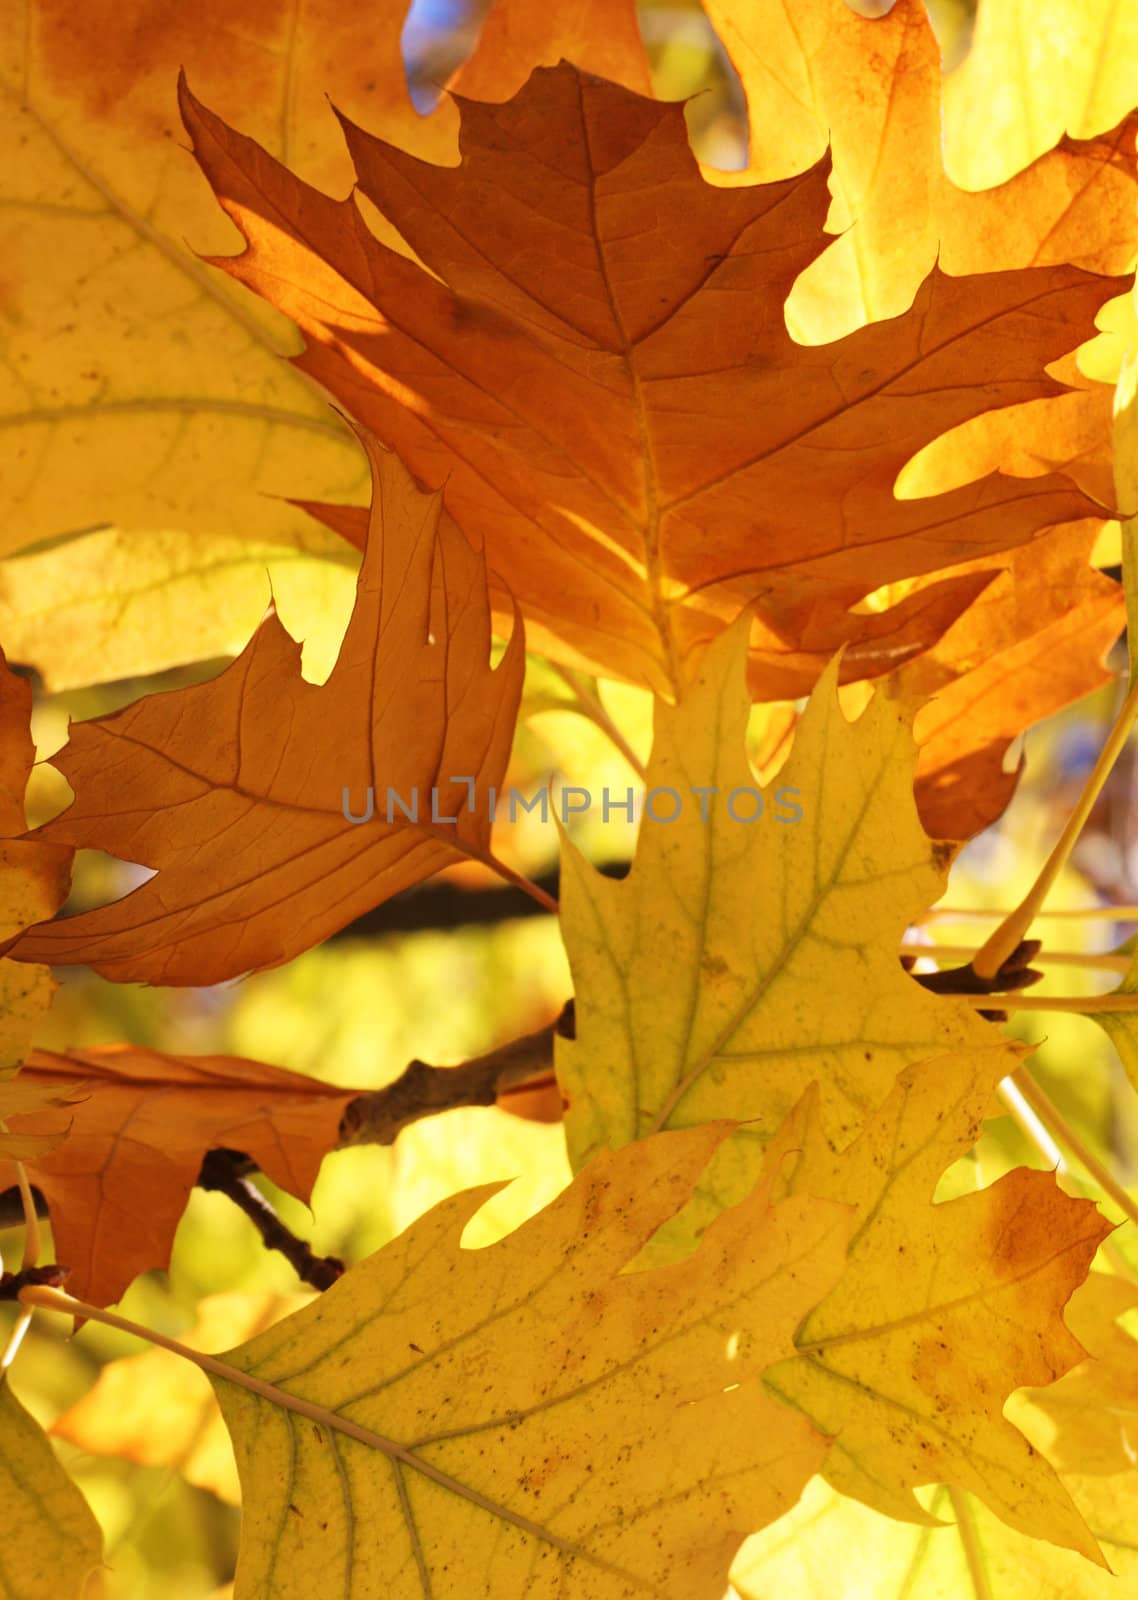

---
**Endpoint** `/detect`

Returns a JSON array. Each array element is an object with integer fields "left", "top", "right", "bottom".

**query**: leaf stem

[
  {"left": 900, "top": 941, "right": 1129, "bottom": 973},
  {"left": 999, "top": 1067, "right": 1138, "bottom": 1231},
  {"left": 13, "top": 1160, "right": 39, "bottom": 1272},
  {"left": 546, "top": 663, "right": 648, "bottom": 781},
  {"left": 18, "top": 1284, "right": 631, "bottom": 1570},
  {"left": 478, "top": 847, "right": 559, "bottom": 914},
  {"left": 970, "top": 676, "right": 1138, "bottom": 979},
  {"left": 947, "top": 1486, "right": 993, "bottom": 1600},
  {"left": 924, "top": 905, "right": 1138, "bottom": 922},
  {"left": 960, "top": 993, "right": 1137, "bottom": 1013}
]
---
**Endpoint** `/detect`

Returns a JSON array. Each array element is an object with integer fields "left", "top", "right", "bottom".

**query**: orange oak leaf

[
  {"left": 767, "top": 520, "right": 1125, "bottom": 840},
  {"left": 898, "top": 352, "right": 1119, "bottom": 512},
  {"left": 305, "top": 494, "right": 1007, "bottom": 705},
  {"left": 178, "top": 62, "right": 1124, "bottom": 703},
  {"left": 906, "top": 522, "right": 1124, "bottom": 838},
  {"left": 3, "top": 0, "right": 650, "bottom": 569},
  {"left": 702, "top": 0, "right": 1138, "bottom": 342},
  {"left": 9, "top": 431, "right": 524, "bottom": 985},
  {"left": 452, "top": 0, "right": 650, "bottom": 102},
  {"left": 0, "top": 1047, "right": 361, "bottom": 1306}
]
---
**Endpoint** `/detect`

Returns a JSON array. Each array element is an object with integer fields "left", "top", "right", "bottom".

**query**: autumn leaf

[
  {"left": 942, "top": 0, "right": 1138, "bottom": 190},
  {"left": 9, "top": 431, "right": 524, "bottom": 985},
  {"left": 0, "top": 650, "right": 70, "bottom": 1073},
  {"left": 178, "top": 60, "right": 1121, "bottom": 701},
  {"left": 745, "top": 522, "right": 1124, "bottom": 840},
  {"left": 0, "top": 525, "right": 361, "bottom": 693},
  {"left": 736, "top": 1270, "right": 1138, "bottom": 1599},
  {"left": 895, "top": 521, "right": 1122, "bottom": 839},
  {"left": 0, "top": 0, "right": 654, "bottom": 594},
  {"left": 1010, "top": 1271, "right": 1138, "bottom": 1477},
  {"left": 52, "top": 1291, "right": 311, "bottom": 1505},
  {"left": 732, "top": 1473, "right": 1138, "bottom": 1600},
  {"left": 201, "top": 1121, "right": 849, "bottom": 1600},
  {"left": 555, "top": 611, "right": 1019, "bottom": 1249},
  {"left": 0, "top": 1045, "right": 362, "bottom": 1305},
  {"left": 760, "top": 1053, "right": 1112, "bottom": 1557},
  {"left": 0, "top": 1383, "right": 103, "bottom": 1600},
  {"left": 702, "top": 0, "right": 1138, "bottom": 341},
  {"left": 0, "top": 1075, "right": 84, "bottom": 1163}
]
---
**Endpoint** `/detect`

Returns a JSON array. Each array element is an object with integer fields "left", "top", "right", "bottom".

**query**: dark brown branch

[
  {"left": 0, "top": 1262, "right": 69, "bottom": 1301},
  {"left": 909, "top": 938, "right": 1043, "bottom": 1021},
  {"left": 197, "top": 1150, "right": 344, "bottom": 1291}
]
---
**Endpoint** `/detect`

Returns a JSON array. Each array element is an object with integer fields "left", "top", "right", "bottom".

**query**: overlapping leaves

[
  {"left": 180, "top": 59, "right": 1121, "bottom": 703},
  {"left": 10, "top": 432, "right": 522, "bottom": 985}
]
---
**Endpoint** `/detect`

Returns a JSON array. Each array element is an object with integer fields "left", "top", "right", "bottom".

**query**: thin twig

[
  {"left": 960, "top": 993, "right": 1138, "bottom": 1013},
  {"left": 900, "top": 941, "right": 1130, "bottom": 974},
  {"left": 338, "top": 1006, "right": 570, "bottom": 1147},
  {"left": 1000, "top": 1067, "right": 1138, "bottom": 1231},
  {"left": 947, "top": 1485, "right": 994, "bottom": 1600},
  {"left": 197, "top": 1152, "right": 344, "bottom": 1292},
  {"left": 924, "top": 905, "right": 1138, "bottom": 922},
  {"left": 546, "top": 663, "right": 649, "bottom": 781},
  {"left": 971, "top": 676, "right": 1138, "bottom": 978}
]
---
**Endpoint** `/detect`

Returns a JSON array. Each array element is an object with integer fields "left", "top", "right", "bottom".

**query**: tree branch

[
  {"left": 197, "top": 1150, "right": 344, "bottom": 1292},
  {"left": 338, "top": 1005, "right": 571, "bottom": 1147}
]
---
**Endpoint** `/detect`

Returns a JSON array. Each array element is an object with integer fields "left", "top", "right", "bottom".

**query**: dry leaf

[
  {"left": 178, "top": 61, "right": 1119, "bottom": 700},
  {"left": 0, "top": 1046, "right": 361, "bottom": 1305},
  {"left": 762, "top": 1056, "right": 1112, "bottom": 1557},
  {"left": 555, "top": 612, "right": 1019, "bottom": 1251},
  {"left": 703, "top": 0, "right": 1138, "bottom": 341},
  {"left": 205, "top": 1121, "right": 849, "bottom": 1599},
  {"left": 0, "top": 1384, "right": 103, "bottom": 1600},
  {"left": 9, "top": 432, "right": 523, "bottom": 985}
]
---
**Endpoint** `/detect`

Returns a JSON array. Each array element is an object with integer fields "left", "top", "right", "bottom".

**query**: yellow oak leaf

[
  {"left": 0, "top": 1, "right": 367, "bottom": 560},
  {"left": 0, "top": 525, "right": 360, "bottom": 692},
  {"left": 760, "top": 1055, "right": 1111, "bottom": 1559},
  {"left": 555, "top": 611, "right": 1020, "bottom": 1246},
  {"left": 731, "top": 1473, "right": 1138, "bottom": 1600},
  {"left": 942, "top": 0, "right": 1138, "bottom": 190},
  {"left": 0, "top": 1383, "right": 103, "bottom": 1599},
  {"left": 9, "top": 432, "right": 523, "bottom": 986},
  {"left": 701, "top": 0, "right": 1138, "bottom": 342},
  {"left": 0, "top": 651, "right": 70, "bottom": 1073},
  {"left": 1011, "top": 1271, "right": 1138, "bottom": 1477},
  {"left": 202, "top": 1122, "right": 850, "bottom": 1600}
]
